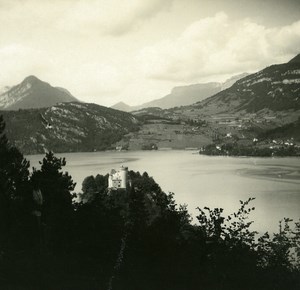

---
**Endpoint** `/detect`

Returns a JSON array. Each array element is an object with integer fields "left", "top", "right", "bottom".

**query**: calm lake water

[{"left": 27, "top": 151, "right": 300, "bottom": 234}]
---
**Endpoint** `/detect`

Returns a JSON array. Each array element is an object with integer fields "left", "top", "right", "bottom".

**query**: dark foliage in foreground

[{"left": 0, "top": 116, "right": 300, "bottom": 289}]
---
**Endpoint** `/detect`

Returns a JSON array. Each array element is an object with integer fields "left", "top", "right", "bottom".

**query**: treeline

[
  {"left": 200, "top": 142, "right": 300, "bottom": 157},
  {"left": 258, "top": 117, "right": 300, "bottom": 142},
  {"left": 1, "top": 115, "right": 300, "bottom": 289}
]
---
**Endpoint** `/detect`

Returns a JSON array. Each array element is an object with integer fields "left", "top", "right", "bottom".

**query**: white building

[{"left": 108, "top": 166, "right": 128, "bottom": 189}]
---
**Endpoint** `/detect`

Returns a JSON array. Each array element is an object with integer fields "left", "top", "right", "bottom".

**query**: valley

[
  {"left": 113, "top": 55, "right": 300, "bottom": 151},
  {"left": 0, "top": 54, "right": 300, "bottom": 154}
]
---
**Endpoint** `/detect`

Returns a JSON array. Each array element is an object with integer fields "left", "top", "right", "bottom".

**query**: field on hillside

[{"left": 115, "top": 121, "right": 212, "bottom": 150}]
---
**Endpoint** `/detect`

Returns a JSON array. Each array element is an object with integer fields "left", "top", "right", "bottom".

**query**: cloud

[
  {"left": 56, "top": 0, "right": 174, "bottom": 36},
  {"left": 0, "top": 41, "right": 124, "bottom": 101},
  {"left": 71, "top": 63, "right": 125, "bottom": 96},
  {"left": 137, "top": 12, "right": 300, "bottom": 82},
  {"left": 268, "top": 21, "right": 300, "bottom": 55},
  {"left": 0, "top": 2, "right": 299, "bottom": 107},
  {"left": 0, "top": 44, "right": 52, "bottom": 85},
  {"left": 0, "top": 0, "right": 174, "bottom": 40}
]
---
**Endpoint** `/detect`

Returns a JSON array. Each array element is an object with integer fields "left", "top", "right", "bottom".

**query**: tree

[
  {"left": 31, "top": 151, "right": 76, "bottom": 252},
  {"left": 80, "top": 173, "right": 109, "bottom": 203},
  {"left": 195, "top": 198, "right": 261, "bottom": 289},
  {"left": 0, "top": 115, "right": 30, "bottom": 250}
]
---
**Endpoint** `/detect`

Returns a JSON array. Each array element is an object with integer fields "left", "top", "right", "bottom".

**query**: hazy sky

[{"left": 0, "top": 0, "right": 299, "bottom": 106}]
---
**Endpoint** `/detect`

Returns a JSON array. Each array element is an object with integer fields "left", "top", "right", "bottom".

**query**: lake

[{"left": 27, "top": 150, "right": 300, "bottom": 234}]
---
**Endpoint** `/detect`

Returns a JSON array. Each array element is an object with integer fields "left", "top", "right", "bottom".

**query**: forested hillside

[{"left": 0, "top": 102, "right": 139, "bottom": 154}]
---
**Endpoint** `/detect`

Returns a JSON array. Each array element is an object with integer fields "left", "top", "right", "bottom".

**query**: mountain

[
  {"left": 288, "top": 53, "right": 300, "bottom": 64},
  {"left": 191, "top": 55, "right": 300, "bottom": 116},
  {"left": 1, "top": 102, "right": 139, "bottom": 154},
  {"left": 221, "top": 73, "right": 249, "bottom": 90},
  {"left": 111, "top": 101, "right": 133, "bottom": 112},
  {"left": 0, "top": 75, "right": 78, "bottom": 110},
  {"left": 123, "top": 56, "right": 300, "bottom": 150},
  {"left": 143, "top": 73, "right": 249, "bottom": 110},
  {"left": 139, "top": 82, "right": 222, "bottom": 110},
  {"left": 112, "top": 73, "right": 248, "bottom": 112},
  {"left": 0, "top": 86, "right": 11, "bottom": 95}
]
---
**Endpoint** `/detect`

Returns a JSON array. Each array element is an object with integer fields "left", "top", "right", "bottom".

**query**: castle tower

[
  {"left": 119, "top": 166, "right": 127, "bottom": 188},
  {"left": 108, "top": 166, "right": 128, "bottom": 189}
]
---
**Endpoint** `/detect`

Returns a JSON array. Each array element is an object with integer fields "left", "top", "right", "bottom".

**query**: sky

[{"left": 0, "top": 0, "right": 299, "bottom": 107}]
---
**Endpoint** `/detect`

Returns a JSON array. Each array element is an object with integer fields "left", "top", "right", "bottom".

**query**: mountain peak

[
  {"left": 111, "top": 101, "right": 132, "bottom": 112},
  {"left": 23, "top": 75, "right": 41, "bottom": 83},
  {"left": 115, "top": 101, "right": 128, "bottom": 106},
  {"left": 0, "top": 76, "right": 78, "bottom": 110},
  {"left": 288, "top": 53, "right": 300, "bottom": 64}
]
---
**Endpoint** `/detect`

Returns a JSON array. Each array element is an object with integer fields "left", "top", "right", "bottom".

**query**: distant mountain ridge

[
  {"left": 141, "top": 82, "right": 222, "bottom": 109},
  {"left": 0, "top": 75, "right": 78, "bottom": 110},
  {"left": 111, "top": 73, "right": 249, "bottom": 112}
]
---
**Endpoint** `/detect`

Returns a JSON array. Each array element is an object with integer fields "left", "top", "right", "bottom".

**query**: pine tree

[
  {"left": 0, "top": 115, "right": 30, "bottom": 250},
  {"left": 31, "top": 151, "right": 76, "bottom": 252}
]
